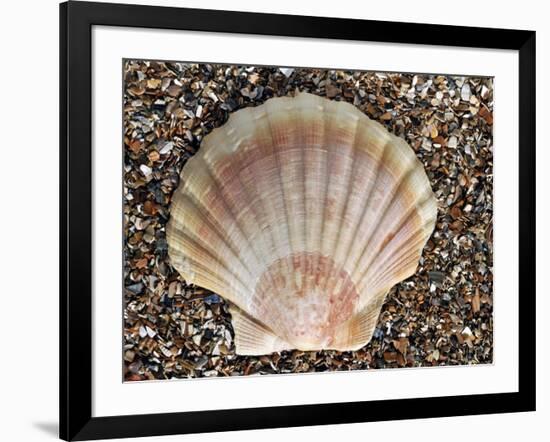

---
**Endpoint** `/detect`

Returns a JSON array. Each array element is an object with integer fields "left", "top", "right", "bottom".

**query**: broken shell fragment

[{"left": 167, "top": 92, "right": 437, "bottom": 355}]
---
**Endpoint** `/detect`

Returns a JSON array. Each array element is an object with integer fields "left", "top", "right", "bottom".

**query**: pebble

[
  {"left": 159, "top": 141, "right": 174, "bottom": 154},
  {"left": 279, "top": 67, "right": 294, "bottom": 78},
  {"left": 139, "top": 164, "right": 152, "bottom": 178},
  {"left": 461, "top": 83, "right": 471, "bottom": 102},
  {"left": 447, "top": 135, "right": 458, "bottom": 149}
]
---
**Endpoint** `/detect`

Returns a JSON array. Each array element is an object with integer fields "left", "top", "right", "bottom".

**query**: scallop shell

[{"left": 167, "top": 92, "right": 437, "bottom": 355}]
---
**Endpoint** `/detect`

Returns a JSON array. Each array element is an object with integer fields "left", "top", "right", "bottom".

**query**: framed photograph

[{"left": 60, "top": 1, "right": 536, "bottom": 440}]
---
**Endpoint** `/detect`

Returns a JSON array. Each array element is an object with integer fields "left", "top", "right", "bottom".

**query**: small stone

[
  {"left": 194, "top": 356, "right": 208, "bottom": 369},
  {"left": 146, "top": 78, "right": 162, "bottom": 89},
  {"left": 325, "top": 82, "right": 340, "bottom": 98},
  {"left": 139, "top": 164, "right": 152, "bottom": 178},
  {"left": 279, "top": 68, "right": 294, "bottom": 78},
  {"left": 447, "top": 136, "right": 458, "bottom": 149},
  {"left": 139, "top": 326, "right": 147, "bottom": 338},
  {"left": 461, "top": 83, "right": 471, "bottom": 101},
  {"left": 428, "top": 271, "right": 445, "bottom": 284},
  {"left": 145, "top": 326, "right": 156, "bottom": 338},
  {"left": 159, "top": 141, "right": 174, "bottom": 154},
  {"left": 126, "top": 283, "right": 143, "bottom": 294},
  {"left": 204, "top": 294, "right": 221, "bottom": 304}
]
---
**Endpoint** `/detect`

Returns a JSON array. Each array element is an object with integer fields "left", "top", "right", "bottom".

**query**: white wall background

[{"left": 0, "top": 0, "right": 546, "bottom": 441}]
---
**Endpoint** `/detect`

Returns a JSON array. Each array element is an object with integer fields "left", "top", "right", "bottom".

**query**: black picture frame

[{"left": 59, "top": 1, "right": 536, "bottom": 440}]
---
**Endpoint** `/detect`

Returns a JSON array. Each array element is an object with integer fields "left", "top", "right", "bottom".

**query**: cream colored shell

[{"left": 166, "top": 92, "right": 437, "bottom": 355}]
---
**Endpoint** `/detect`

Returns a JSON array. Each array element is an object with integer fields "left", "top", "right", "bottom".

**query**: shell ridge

[
  {"left": 327, "top": 111, "right": 361, "bottom": 269},
  {"left": 319, "top": 110, "right": 361, "bottom": 302},
  {"left": 285, "top": 104, "right": 307, "bottom": 257},
  {"left": 263, "top": 102, "right": 294, "bottom": 262},
  {"left": 290, "top": 100, "right": 311, "bottom": 300},
  {"left": 237, "top": 164, "right": 290, "bottom": 317},
  {"left": 173, "top": 145, "right": 278, "bottom": 308},
  {"left": 190, "top": 156, "right": 268, "bottom": 287},
  {"left": 337, "top": 152, "right": 385, "bottom": 299},
  {"left": 168, "top": 226, "right": 251, "bottom": 300},
  {"left": 299, "top": 103, "right": 309, "bottom": 297},
  {"left": 348, "top": 150, "right": 417, "bottom": 286},
  {"left": 277, "top": 100, "right": 308, "bottom": 299},
  {"left": 250, "top": 100, "right": 338, "bottom": 336},
  {"left": 198, "top": 126, "right": 293, "bottom": 317},
  {"left": 198, "top": 149, "right": 282, "bottom": 275},
  {"left": 317, "top": 288, "right": 386, "bottom": 351},
  {"left": 307, "top": 100, "right": 330, "bottom": 322},
  {"left": 362, "top": 192, "right": 435, "bottom": 284},
  {"left": 366, "top": 237, "right": 425, "bottom": 293},
  {"left": 358, "top": 211, "right": 436, "bottom": 296},
  {"left": 364, "top": 243, "right": 425, "bottom": 295},
  {"left": 341, "top": 136, "right": 393, "bottom": 291},
  {"left": 168, "top": 247, "right": 247, "bottom": 302},
  {"left": 167, "top": 245, "right": 226, "bottom": 289},
  {"left": 363, "top": 216, "right": 436, "bottom": 293},
  {"left": 173, "top": 191, "right": 254, "bottom": 283},
  {"left": 316, "top": 106, "right": 337, "bottom": 298},
  {"left": 357, "top": 174, "right": 427, "bottom": 275},
  {"left": 231, "top": 109, "right": 297, "bottom": 303},
  {"left": 250, "top": 105, "right": 300, "bottom": 340},
  {"left": 167, "top": 155, "right": 264, "bottom": 296},
  {"left": 224, "top": 160, "right": 290, "bottom": 314},
  {"left": 229, "top": 305, "right": 290, "bottom": 355},
  {"left": 317, "top": 111, "right": 356, "bottom": 298},
  {"left": 346, "top": 293, "right": 386, "bottom": 348},
  {"left": 351, "top": 164, "right": 432, "bottom": 293}
]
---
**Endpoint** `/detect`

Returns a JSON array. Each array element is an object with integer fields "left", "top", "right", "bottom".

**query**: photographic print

[{"left": 123, "top": 60, "right": 493, "bottom": 381}]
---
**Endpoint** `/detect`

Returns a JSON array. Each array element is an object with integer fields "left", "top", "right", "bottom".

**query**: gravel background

[{"left": 123, "top": 60, "right": 493, "bottom": 381}]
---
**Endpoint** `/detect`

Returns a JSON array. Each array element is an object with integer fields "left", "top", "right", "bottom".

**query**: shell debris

[{"left": 123, "top": 62, "right": 493, "bottom": 380}]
